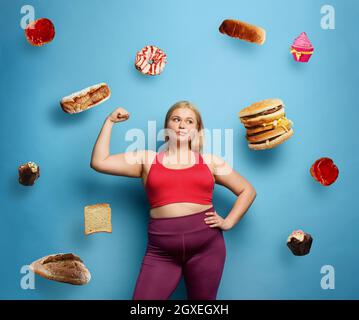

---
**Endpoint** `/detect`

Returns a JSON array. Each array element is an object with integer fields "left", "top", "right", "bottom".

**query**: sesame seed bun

[{"left": 239, "top": 98, "right": 284, "bottom": 118}]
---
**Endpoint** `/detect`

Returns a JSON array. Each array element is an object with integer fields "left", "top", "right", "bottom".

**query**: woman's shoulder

[
  {"left": 201, "top": 153, "right": 226, "bottom": 165},
  {"left": 201, "top": 153, "right": 224, "bottom": 169},
  {"left": 201, "top": 153, "right": 231, "bottom": 174}
]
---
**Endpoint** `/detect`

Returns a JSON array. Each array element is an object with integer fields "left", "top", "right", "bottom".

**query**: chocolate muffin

[
  {"left": 287, "top": 230, "right": 313, "bottom": 256},
  {"left": 18, "top": 162, "right": 40, "bottom": 186}
]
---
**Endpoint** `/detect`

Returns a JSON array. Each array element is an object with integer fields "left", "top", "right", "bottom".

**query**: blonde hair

[{"left": 163, "top": 101, "right": 205, "bottom": 153}]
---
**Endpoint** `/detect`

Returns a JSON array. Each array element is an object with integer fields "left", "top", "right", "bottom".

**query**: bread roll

[
  {"left": 30, "top": 253, "right": 91, "bottom": 285},
  {"left": 239, "top": 98, "right": 283, "bottom": 118},
  {"left": 219, "top": 19, "right": 266, "bottom": 45},
  {"left": 60, "top": 83, "right": 111, "bottom": 114}
]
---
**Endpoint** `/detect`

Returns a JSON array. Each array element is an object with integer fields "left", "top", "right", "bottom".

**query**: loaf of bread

[
  {"left": 84, "top": 203, "right": 112, "bottom": 235},
  {"left": 60, "top": 83, "right": 111, "bottom": 114},
  {"left": 29, "top": 253, "right": 91, "bottom": 285},
  {"left": 219, "top": 19, "right": 266, "bottom": 45}
]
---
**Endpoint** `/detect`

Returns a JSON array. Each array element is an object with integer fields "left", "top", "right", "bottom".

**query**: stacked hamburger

[{"left": 238, "top": 98, "right": 294, "bottom": 150}]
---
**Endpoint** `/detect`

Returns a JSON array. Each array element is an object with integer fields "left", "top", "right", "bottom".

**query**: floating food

[{"left": 25, "top": 18, "right": 55, "bottom": 46}]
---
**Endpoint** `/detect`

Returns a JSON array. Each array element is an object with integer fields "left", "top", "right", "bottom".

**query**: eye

[{"left": 187, "top": 120, "right": 193, "bottom": 124}]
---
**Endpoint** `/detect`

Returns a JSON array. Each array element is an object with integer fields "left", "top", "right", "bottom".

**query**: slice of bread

[{"left": 84, "top": 203, "right": 112, "bottom": 235}]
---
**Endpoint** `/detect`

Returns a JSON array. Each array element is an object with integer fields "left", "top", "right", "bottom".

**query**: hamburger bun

[
  {"left": 247, "top": 125, "right": 291, "bottom": 143},
  {"left": 239, "top": 98, "right": 285, "bottom": 127},
  {"left": 219, "top": 19, "right": 266, "bottom": 45},
  {"left": 248, "top": 128, "right": 294, "bottom": 150},
  {"left": 30, "top": 253, "right": 91, "bottom": 285},
  {"left": 60, "top": 83, "right": 111, "bottom": 114},
  {"left": 239, "top": 98, "right": 283, "bottom": 118}
]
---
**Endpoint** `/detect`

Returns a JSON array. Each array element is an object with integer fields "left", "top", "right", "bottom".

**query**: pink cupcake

[{"left": 290, "top": 32, "right": 314, "bottom": 63}]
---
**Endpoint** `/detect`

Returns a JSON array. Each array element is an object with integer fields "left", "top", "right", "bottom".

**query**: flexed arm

[{"left": 90, "top": 108, "right": 143, "bottom": 177}]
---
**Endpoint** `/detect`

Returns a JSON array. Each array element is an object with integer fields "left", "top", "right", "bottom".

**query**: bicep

[{"left": 91, "top": 151, "right": 143, "bottom": 177}]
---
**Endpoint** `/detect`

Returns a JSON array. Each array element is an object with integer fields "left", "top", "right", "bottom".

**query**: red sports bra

[{"left": 144, "top": 151, "right": 215, "bottom": 209}]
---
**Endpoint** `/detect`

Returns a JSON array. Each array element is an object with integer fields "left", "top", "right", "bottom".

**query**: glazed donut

[{"left": 135, "top": 45, "right": 167, "bottom": 76}]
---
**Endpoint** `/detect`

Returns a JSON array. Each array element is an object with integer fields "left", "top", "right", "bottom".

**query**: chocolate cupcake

[
  {"left": 287, "top": 230, "right": 313, "bottom": 256},
  {"left": 18, "top": 162, "right": 40, "bottom": 186}
]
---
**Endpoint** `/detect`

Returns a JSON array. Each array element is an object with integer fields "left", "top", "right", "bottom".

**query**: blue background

[{"left": 1, "top": 0, "right": 358, "bottom": 299}]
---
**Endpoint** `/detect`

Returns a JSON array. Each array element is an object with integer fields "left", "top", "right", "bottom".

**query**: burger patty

[{"left": 241, "top": 105, "right": 283, "bottom": 120}]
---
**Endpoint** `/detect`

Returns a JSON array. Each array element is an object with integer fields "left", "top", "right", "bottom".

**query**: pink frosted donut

[{"left": 135, "top": 45, "right": 167, "bottom": 76}]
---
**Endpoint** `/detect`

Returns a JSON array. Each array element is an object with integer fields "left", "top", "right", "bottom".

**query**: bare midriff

[{"left": 150, "top": 202, "right": 213, "bottom": 219}]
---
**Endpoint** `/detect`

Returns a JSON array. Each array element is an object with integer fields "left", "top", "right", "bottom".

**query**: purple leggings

[{"left": 133, "top": 206, "right": 226, "bottom": 300}]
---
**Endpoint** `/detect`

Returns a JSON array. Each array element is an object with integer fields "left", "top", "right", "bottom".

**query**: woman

[{"left": 90, "top": 101, "right": 256, "bottom": 300}]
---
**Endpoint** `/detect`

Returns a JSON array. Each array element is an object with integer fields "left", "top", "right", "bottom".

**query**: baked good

[
  {"left": 60, "top": 83, "right": 111, "bottom": 114},
  {"left": 84, "top": 203, "right": 112, "bottom": 235},
  {"left": 290, "top": 32, "right": 314, "bottom": 63},
  {"left": 287, "top": 230, "right": 313, "bottom": 256},
  {"left": 135, "top": 45, "right": 167, "bottom": 75},
  {"left": 238, "top": 98, "right": 294, "bottom": 150},
  {"left": 247, "top": 129, "right": 293, "bottom": 150},
  {"left": 310, "top": 157, "right": 339, "bottom": 186},
  {"left": 29, "top": 253, "right": 91, "bottom": 285},
  {"left": 18, "top": 162, "right": 40, "bottom": 186},
  {"left": 25, "top": 18, "right": 55, "bottom": 46},
  {"left": 239, "top": 98, "right": 286, "bottom": 127},
  {"left": 219, "top": 19, "right": 266, "bottom": 45}
]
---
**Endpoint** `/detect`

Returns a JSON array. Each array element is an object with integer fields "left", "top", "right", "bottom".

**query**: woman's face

[{"left": 166, "top": 108, "right": 198, "bottom": 143}]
